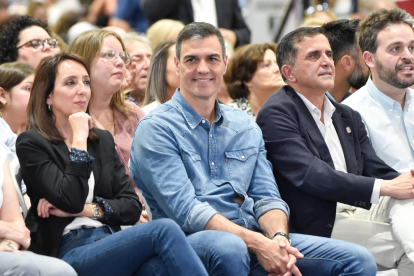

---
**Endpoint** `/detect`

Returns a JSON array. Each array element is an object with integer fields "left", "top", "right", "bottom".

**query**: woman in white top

[{"left": 0, "top": 146, "right": 77, "bottom": 275}]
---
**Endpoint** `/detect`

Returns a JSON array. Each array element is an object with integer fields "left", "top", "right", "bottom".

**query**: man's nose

[{"left": 197, "top": 60, "right": 209, "bottom": 73}]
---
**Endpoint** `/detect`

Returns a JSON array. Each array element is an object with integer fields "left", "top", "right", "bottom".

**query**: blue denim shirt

[{"left": 130, "top": 90, "right": 289, "bottom": 234}]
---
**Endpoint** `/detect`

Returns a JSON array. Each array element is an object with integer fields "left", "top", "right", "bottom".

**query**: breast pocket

[
  {"left": 181, "top": 146, "right": 205, "bottom": 194},
  {"left": 224, "top": 147, "right": 258, "bottom": 192}
]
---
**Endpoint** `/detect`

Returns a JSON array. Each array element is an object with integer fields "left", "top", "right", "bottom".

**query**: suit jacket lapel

[
  {"left": 286, "top": 87, "right": 335, "bottom": 168},
  {"left": 332, "top": 104, "right": 358, "bottom": 174}
]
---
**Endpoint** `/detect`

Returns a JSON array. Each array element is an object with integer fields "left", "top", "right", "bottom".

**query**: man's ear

[
  {"left": 174, "top": 56, "right": 180, "bottom": 76},
  {"left": 340, "top": 55, "right": 355, "bottom": 72},
  {"left": 0, "top": 87, "right": 7, "bottom": 105},
  {"left": 281, "top": 65, "right": 296, "bottom": 83},
  {"left": 363, "top": 51, "right": 375, "bottom": 69}
]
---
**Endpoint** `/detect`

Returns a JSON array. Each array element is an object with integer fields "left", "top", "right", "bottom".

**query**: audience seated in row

[
  {"left": 129, "top": 21, "right": 377, "bottom": 276},
  {"left": 257, "top": 8, "right": 414, "bottom": 276},
  {"left": 68, "top": 30, "right": 148, "bottom": 222},
  {"left": 16, "top": 52, "right": 208, "bottom": 276}
]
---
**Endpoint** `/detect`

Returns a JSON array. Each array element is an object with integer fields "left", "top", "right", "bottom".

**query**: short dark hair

[
  {"left": 176, "top": 22, "right": 226, "bottom": 61},
  {"left": 276, "top": 27, "right": 325, "bottom": 81},
  {"left": 358, "top": 8, "right": 414, "bottom": 54},
  {"left": 322, "top": 19, "right": 360, "bottom": 64},
  {"left": 225, "top": 43, "right": 276, "bottom": 99},
  {"left": 26, "top": 52, "right": 94, "bottom": 142},
  {"left": 0, "top": 16, "right": 50, "bottom": 65}
]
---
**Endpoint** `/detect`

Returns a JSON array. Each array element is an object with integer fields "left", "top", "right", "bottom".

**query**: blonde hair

[
  {"left": 68, "top": 29, "right": 132, "bottom": 118},
  {"left": 147, "top": 19, "right": 184, "bottom": 51}
]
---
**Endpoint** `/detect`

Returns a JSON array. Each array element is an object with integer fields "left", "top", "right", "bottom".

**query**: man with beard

[
  {"left": 322, "top": 19, "right": 370, "bottom": 103},
  {"left": 340, "top": 8, "right": 414, "bottom": 275},
  {"left": 257, "top": 8, "right": 414, "bottom": 276}
]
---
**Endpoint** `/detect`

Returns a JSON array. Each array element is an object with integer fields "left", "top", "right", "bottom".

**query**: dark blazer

[
  {"left": 16, "top": 128, "right": 141, "bottom": 257},
  {"left": 140, "top": 0, "right": 250, "bottom": 47},
  {"left": 256, "top": 85, "right": 399, "bottom": 237}
]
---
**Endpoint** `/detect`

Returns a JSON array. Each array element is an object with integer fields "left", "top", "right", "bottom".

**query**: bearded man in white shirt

[{"left": 341, "top": 8, "right": 414, "bottom": 275}]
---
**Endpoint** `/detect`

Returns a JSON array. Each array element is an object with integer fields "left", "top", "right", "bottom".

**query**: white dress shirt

[
  {"left": 296, "top": 92, "right": 382, "bottom": 204},
  {"left": 191, "top": 0, "right": 218, "bottom": 27},
  {"left": 343, "top": 76, "right": 414, "bottom": 174}
]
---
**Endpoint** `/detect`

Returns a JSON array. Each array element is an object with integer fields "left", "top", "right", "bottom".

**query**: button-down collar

[{"left": 172, "top": 89, "right": 223, "bottom": 129}]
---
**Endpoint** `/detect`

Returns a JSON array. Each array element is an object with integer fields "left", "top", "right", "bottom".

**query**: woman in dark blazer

[{"left": 16, "top": 53, "right": 207, "bottom": 276}]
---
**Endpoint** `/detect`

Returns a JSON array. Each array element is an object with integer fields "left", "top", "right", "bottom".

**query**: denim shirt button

[
  {"left": 211, "top": 162, "right": 214, "bottom": 165},
  {"left": 202, "top": 120, "right": 206, "bottom": 123},
  {"left": 241, "top": 156, "right": 245, "bottom": 159}
]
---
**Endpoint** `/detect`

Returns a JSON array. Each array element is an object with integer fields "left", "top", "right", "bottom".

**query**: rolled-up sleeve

[
  {"left": 130, "top": 117, "right": 218, "bottom": 234},
  {"left": 249, "top": 126, "right": 290, "bottom": 220}
]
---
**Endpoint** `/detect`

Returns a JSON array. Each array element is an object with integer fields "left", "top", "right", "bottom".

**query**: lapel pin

[{"left": 346, "top": 126, "right": 351, "bottom": 134}]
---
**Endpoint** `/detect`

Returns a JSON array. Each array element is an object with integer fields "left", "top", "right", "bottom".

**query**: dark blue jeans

[
  {"left": 186, "top": 231, "right": 377, "bottom": 276},
  {"left": 57, "top": 218, "right": 208, "bottom": 276}
]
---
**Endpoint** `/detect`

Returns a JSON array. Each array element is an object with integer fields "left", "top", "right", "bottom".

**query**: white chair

[{"left": 9, "top": 158, "right": 27, "bottom": 219}]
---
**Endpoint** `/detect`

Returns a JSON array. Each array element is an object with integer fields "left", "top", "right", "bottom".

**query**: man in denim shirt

[{"left": 130, "top": 22, "right": 376, "bottom": 276}]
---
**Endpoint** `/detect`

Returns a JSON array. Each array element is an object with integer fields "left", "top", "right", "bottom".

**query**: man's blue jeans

[
  {"left": 187, "top": 231, "right": 377, "bottom": 276},
  {"left": 57, "top": 219, "right": 208, "bottom": 276}
]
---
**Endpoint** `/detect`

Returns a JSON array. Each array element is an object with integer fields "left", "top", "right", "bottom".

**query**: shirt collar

[
  {"left": 171, "top": 88, "right": 223, "bottom": 129},
  {"left": 367, "top": 76, "right": 414, "bottom": 111},
  {"left": 296, "top": 91, "right": 336, "bottom": 120}
]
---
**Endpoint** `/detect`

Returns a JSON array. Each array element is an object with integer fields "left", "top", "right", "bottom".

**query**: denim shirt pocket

[
  {"left": 224, "top": 147, "right": 258, "bottom": 192},
  {"left": 181, "top": 146, "right": 205, "bottom": 194}
]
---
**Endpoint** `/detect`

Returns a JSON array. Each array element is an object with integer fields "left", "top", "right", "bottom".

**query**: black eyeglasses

[{"left": 17, "top": 38, "right": 59, "bottom": 50}]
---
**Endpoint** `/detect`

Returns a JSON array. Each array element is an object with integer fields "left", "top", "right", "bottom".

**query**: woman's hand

[
  {"left": 37, "top": 198, "right": 74, "bottom": 218},
  {"left": 0, "top": 221, "right": 30, "bottom": 249},
  {"left": 69, "top": 112, "right": 92, "bottom": 151},
  {"left": 136, "top": 211, "right": 149, "bottom": 224}
]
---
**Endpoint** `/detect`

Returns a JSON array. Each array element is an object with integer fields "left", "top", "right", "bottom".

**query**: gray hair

[
  {"left": 122, "top": 31, "right": 152, "bottom": 51},
  {"left": 176, "top": 22, "right": 226, "bottom": 61}
]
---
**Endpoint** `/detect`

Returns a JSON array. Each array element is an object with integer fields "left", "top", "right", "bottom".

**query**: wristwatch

[
  {"left": 91, "top": 203, "right": 100, "bottom": 220},
  {"left": 0, "top": 241, "right": 18, "bottom": 250},
  {"left": 271, "top": 232, "right": 291, "bottom": 244}
]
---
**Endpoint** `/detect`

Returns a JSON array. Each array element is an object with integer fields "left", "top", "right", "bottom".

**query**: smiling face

[
  {"left": 245, "top": 49, "right": 284, "bottom": 94},
  {"left": 46, "top": 60, "right": 91, "bottom": 122},
  {"left": 369, "top": 23, "right": 414, "bottom": 90},
  {"left": 16, "top": 26, "right": 57, "bottom": 68},
  {"left": 126, "top": 40, "right": 152, "bottom": 92},
  {"left": 175, "top": 35, "right": 228, "bottom": 103},
  {"left": 286, "top": 34, "right": 335, "bottom": 94},
  {"left": 90, "top": 35, "right": 126, "bottom": 97}
]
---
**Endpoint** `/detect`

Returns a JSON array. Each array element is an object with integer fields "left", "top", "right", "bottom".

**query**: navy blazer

[
  {"left": 16, "top": 128, "right": 141, "bottom": 257},
  {"left": 140, "top": 0, "right": 250, "bottom": 47},
  {"left": 257, "top": 85, "right": 399, "bottom": 237}
]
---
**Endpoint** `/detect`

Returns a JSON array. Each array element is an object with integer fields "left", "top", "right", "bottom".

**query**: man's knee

[
  {"left": 188, "top": 231, "right": 250, "bottom": 275},
  {"left": 343, "top": 243, "right": 377, "bottom": 276}
]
